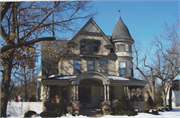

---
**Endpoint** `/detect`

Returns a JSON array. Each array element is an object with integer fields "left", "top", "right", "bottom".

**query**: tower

[{"left": 112, "top": 17, "right": 134, "bottom": 78}]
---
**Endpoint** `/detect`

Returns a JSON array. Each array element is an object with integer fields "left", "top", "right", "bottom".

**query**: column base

[
  {"left": 101, "top": 101, "right": 111, "bottom": 114},
  {"left": 71, "top": 101, "right": 80, "bottom": 111}
]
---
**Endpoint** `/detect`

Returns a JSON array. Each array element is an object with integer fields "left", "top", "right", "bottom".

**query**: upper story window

[
  {"left": 100, "top": 61, "right": 108, "bottom": 74},
  {"left": 118, "top": 44, "right": 125, "bottom": 51},
  {"left": 80, "top": 41, "right": 99, "bottom": 54},
  {"left": 131, "top": 62, "right": 134, "bottom": 77},
  {"left": 129, "top": 45, "right": 132, "bottom": 52},
  {"left": 119, "top": 61, "right": 126, "bottom": 76},
  {"left": 74, "top": 60, "right": 81, "bottom": 74},
  {"left": 87, "top": 61, "right": 94, "bottom": 71}
]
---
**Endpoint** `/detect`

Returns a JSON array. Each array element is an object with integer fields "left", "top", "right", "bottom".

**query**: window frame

[
  {"left": 118, "top": 44, "right": 126, "bottom": 51},
  {"left": 119, "top": 61, "right": 126, "bottom": 76},
  {"left": 131, "top": 62, "right": 134, "bottom": 77},
  {"left": 87, "top": 60, "right": 95, "bottom": 71},
  {"left": 73, "top": 60, "right": 81, "bottom": 74},
  {"left": 80, "top": 40, "right": 100, "bottom": 54},
  {"left": 129, "top": 45, "right": 132, "bottom": 52},
  {"left": 100, "top": 61, "right": 108, "bottom": 74}
]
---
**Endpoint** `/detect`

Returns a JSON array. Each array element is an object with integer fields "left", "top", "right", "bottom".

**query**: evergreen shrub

[
  {"left": 54, "top": 96, "right": 67, "bottom": 116},
  {"left": 114, "top": 94, "right": 137, "bottom": 116},
  {"left": 24, "top": 110, "right": 37, "bottom": 117},
  {"left": 40, "top": 96, "right": 67, "bottom": 117},
  {"left": 151, "top": 110, "right": 159, "bottom": 115},
  {"left": 40, "top": 111, "right": 56, "bottom": 117}
]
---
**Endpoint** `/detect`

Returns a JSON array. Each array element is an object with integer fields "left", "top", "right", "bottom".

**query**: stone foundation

[
  {"left": 72, "top": 101, "right": 80, "bottom": 111},
  {"left": 101, "top": 101, "right": 111, "bottom": 114}
]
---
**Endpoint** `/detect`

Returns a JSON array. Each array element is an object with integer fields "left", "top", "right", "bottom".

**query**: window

[
  {"left": 131, "top": 62, "right": 133, "bottom": 76},
  {"left": 118, "top": 44, "right": 125, "bottom": 51},
  {"left": 87, "top": 61, "right": 94, "bottom": 71},
  {"left": 100, "top": 61, "right": 108, "bottom": 74},
  {"left": 129, "top": 45, "right": 132, "bottom": 52},
  {"left": 74, "top": 60, "right": 81, "bottom": 74},
  {"left": 93, "top": 42, "right": 98, "bottom": 52},
  {"left": 80, "top": 42, "right": 86, "bottom": 53},
  {"left": 80, "top": 41, "right": 99, "bottom": 54},
  {"left": 119, "top": 61, "right": 126, "bottom": 76}
]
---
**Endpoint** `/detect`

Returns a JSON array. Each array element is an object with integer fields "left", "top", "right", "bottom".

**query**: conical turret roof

[{"left": 112, "top": 17, "right": 134, "bottom": 43}]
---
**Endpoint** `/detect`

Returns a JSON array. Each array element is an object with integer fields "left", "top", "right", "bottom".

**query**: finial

[{"left": 118, "top": 9, "right": 122, "bottom": 18}]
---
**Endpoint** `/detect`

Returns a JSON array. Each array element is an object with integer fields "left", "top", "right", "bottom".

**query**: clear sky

[{"left": 91, "top": 0, "right": 179, "bottom": 45}]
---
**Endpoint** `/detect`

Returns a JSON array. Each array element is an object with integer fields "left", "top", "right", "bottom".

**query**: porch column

[
  {"left": 45, "top": 86, "right": 47, "bottom": 100},
  {"left": 107, "top": 85, "right": 109, "bottom": 101},
  {"left": 124, "top": 86, "right": 128, "bottom": 96},
  {"left": 47, "top": 86, "right": 50, "bottom": 99},
  {"left": 104, "top": 85, "right": 106, "bottom": 101},
  {"left": 73, "top": 85, "right": 76, "bottom": 101},
  {"left": 76, "top": 85, "right": 79, "bottom": 101}
]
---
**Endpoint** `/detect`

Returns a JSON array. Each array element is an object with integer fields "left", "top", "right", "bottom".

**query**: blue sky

[{"left": 91, "top": 0, "right": 179, "bottom": 45}]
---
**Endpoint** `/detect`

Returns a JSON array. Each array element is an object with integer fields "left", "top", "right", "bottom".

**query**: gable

[
  {"left": 83, "top": 22, "right": 100, "bottom": 33},
  {"left": 68, "top": 18, "right": 112, "bottom": 46}
]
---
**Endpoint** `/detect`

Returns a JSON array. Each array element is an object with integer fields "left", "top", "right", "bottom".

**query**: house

[
  {"left": 166, "top": 80, "right": 180, "bottom": 107},
  {"left": 37, "top": 17, "right": 147, "bottom": 111}
]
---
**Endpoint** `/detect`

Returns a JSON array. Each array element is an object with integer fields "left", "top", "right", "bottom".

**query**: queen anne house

[{"left": 37, "top": 17, "right": 147, "bottom": 112}]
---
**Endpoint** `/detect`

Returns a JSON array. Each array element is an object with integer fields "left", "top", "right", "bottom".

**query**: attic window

[{"left": 80, "top": 41, "right": 100, "bottom": 54}]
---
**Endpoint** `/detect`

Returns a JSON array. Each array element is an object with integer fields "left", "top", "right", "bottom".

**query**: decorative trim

[{"left": 71, "top": 71, "right": 110, "bottom": 85}]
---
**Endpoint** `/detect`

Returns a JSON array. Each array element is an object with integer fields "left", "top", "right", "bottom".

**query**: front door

[{"left": 79, "top": 86, "right": 91, "bottom": 104}]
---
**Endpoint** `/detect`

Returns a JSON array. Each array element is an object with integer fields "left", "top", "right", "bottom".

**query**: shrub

[
  {"left": 24, "top": 110, "right": 37, "bottom": 117},
  {"left": 144, "top": 109, "right": 150, "bottom": 113},
  {"left": 157, "top": 108, "right": 164, "bottom": 112},
  {"left": 54, "top": 96, "right": 67, "bottom": 116},
  {"left": 164, "top": 107, "right": 169, "bottom": 111},
  {"left": 40, "top": 111, "right": 56, "bottom": 117},
  {"left": 29, "top": 95, "right": 36, "bottom": 102},
  {"left": 72, "top": 110, "right": 82, "bottom": 116},
  {"left": 151, "top": 110, "right": 159, "bottom": 115},
  {"left": 127, "top": 110, "right": 137, "bottom": 116},
  {"left": 114, "top": 94, "right": 137, "bottom": 116}
]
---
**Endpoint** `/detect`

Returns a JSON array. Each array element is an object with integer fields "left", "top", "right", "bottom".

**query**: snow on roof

[
  {"left": 49, "top": 75, "right": 55, "bottom": 78},
  {"left": 107, "top": 76, "right": 129, "bottom": 81},
  {"left": 48, "top": 75, "right": 129, "bottom": 81},
  {"left": 37, "top": 72, "right": 42, "bottom": 77},
  {"left": 56, "top": 76, "right": 77, "bottom": 79}
]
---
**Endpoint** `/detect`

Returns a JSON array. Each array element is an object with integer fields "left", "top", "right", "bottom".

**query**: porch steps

[{"left": 80, "top": 109, "right": 103, "bottom": 117}]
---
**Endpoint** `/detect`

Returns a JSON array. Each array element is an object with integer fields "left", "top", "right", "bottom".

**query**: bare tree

[{"left": 0, "top": 1, "right": 97, "bottom": 116}]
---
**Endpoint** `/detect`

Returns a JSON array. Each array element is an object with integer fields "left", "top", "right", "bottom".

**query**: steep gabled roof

[
  {"left": 112, "top": 17, "right": 134, "bottom": 43},
  {"left": 68, "top": 18, "right": 113, "bottom": 45}
]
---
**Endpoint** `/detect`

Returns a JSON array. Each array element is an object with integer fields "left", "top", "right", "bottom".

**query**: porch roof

[{"left": 43, "top": 75, "right": 147, "bottom": 87}]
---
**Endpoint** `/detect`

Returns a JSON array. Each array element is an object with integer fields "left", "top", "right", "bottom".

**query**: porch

[{"left": 41, "top": 71, "right": 147, "bottom": 113}]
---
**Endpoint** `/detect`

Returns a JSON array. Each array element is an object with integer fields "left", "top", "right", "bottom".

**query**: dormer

[{"left": 67, "top": 18, "right": 113, "bottom": 56}]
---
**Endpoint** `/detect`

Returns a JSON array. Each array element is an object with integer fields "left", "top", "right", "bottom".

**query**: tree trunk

[
  {"left": 23, "top": 66, "right": 28, "bottom": 102},
  {"left": 162, "top": 89, "right": 166, "bottom": 107},
  {"left": 169, "top": 87, "right": 172, "bottom": 110},
  {"left": 1, "top": 60, "right": 13, "bottom": 117}
]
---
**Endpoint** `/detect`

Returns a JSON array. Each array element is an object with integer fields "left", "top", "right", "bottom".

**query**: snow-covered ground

[{"left": 7, "top": 102, "right": 180, "bottom": 118}]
